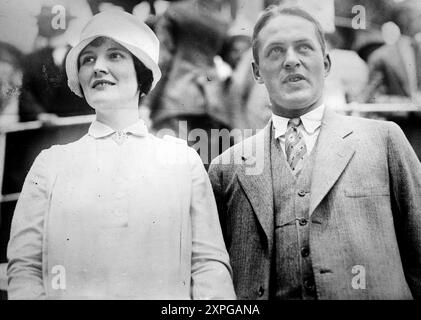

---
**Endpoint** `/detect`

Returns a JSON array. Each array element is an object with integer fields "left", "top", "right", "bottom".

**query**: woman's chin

[{"left": 86, "top": 94, "right": 119, "bottom": 109}]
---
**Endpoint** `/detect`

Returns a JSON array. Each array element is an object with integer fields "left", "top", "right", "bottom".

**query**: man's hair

[{"left": 252, "top": 5, "right": 327, "bottom": 65}]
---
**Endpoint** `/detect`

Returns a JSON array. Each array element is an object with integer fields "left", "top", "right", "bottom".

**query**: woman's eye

[
  {"left": 109, "top": 52, "right": 123, "bottom": 60},
  {"left": 80, "top": 56, "right": 95, "bottom": 65}
]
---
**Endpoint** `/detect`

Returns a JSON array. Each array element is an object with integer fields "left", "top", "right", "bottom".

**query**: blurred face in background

[
  {"left": 78, "top": 37, "right": 139, "bottom": 110},
  {"left": 226, "top": 36, "right": 251, "bottom": 69},
  {"left": 252, "top": 14, "right": 331, "bottom": 117},
  {"left": 0, "top": 61, "right": 22, "bottom": 109}
]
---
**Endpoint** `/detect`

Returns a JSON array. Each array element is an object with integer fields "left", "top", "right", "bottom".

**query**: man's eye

[
  {"left": 268, "top": 47, "right": 283, "bottom": 56},
  {"left": 299, "top": 45, "right": 311, "bottom": 52}
]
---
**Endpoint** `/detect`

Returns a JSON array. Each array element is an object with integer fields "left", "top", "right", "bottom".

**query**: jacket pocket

[{"left": 344, "top": 186, "right": 390, "bottom": 198}]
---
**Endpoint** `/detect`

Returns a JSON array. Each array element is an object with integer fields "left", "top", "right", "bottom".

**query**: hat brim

[{"left": 66, "top": 35, "right": 162, "bottom": 97}]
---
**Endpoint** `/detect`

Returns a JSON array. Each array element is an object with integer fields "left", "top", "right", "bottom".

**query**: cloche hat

[{"left": 65, "top": 10, "right": 161, "bottom": 97}]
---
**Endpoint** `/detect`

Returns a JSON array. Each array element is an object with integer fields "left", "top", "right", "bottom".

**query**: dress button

[
  {"left": 112, "top": 209, "right": 124, "bottom": 217},
  {"left": 299, "top": 218, "right": 308, "bottom": 226},
  {"left": 257, "top": 286, "right": 265, "bottom": 297},
  {"left": 114, "top": 191, "right": 125, "bottom": 199},
  {"left": 298, "top": 190, "right": 306, "bottom": 197},
  {"left": 301, "top": 247, "right": 310, "bottom": 257}
]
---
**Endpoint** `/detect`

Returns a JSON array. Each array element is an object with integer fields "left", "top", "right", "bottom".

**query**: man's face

[{"left": 252, "top": 14, "right": 330, "bottom": 116}]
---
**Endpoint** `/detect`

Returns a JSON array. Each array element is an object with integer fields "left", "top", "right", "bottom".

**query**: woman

[{"left": 6, "top": 10, "right": 235, "bottom": 300}]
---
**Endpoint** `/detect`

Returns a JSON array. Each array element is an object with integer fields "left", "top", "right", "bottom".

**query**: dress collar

[
  {"left": 272, "top": 104, "right": 325, "bottom": 139},
  {"left": 88, "top": 119, "right": 148, "bottom": 139}
]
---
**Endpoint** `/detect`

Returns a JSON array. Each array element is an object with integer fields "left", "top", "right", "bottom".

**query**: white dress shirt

[{"left": 272, "top": 104, "right": 325, "bottom": 156}]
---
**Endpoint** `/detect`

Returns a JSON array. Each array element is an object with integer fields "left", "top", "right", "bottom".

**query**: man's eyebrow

[
  {"left": 293, "top": 39, "right": 315, "bottom": 45},
  {"left": 264, "top": 41, "right": 285, "bottom": 49}
]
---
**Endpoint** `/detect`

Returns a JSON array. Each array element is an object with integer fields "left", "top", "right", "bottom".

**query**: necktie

[{"left": 285, "top": 118, "right": 307, "bottom": 175}]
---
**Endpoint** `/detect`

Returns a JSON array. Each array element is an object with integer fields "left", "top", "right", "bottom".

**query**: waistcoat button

[
  {"left": 299, "top": 218, "right": 308, "bottom": 226},
  {"left": 257, "top": 286, "right": 265, "bottom": 297},
  {"left": 301, "top": 247, "right": 310, "bottom": 257}
]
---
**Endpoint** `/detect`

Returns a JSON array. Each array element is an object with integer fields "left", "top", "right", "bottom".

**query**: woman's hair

[
  {"left": 133, "top": 55, "right": 153, "bottom": 97},
  {"left": 77, "top": 36, "right": 154, "bottom": 101}
]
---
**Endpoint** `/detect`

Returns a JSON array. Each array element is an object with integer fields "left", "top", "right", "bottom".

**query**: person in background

[
  {"left": 144, "top": 0, "right": 233, "bottom": 166},
  {"left": 0, "top": 42, "right": 23, "bottom": 128},
  {"left": 19, "top": 5, "right": 93, "bottom": 122},
  {"left": 361, "top": 1, "right": 421, "bottom": 103},
  {"left": 7, "top": 10, "right": 235, "bottom": 300}
]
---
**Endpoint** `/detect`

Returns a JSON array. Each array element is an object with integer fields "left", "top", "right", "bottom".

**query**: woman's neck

[{"left": 95, "top": 107, "right": 140, "bottom": 131}]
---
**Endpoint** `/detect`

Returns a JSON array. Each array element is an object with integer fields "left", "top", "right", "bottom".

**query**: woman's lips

[{"left": 92, "top": 80, "right": 115, "bottom": 88}]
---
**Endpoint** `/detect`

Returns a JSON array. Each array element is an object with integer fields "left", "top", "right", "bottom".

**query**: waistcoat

[{"left": 270, "top": 127, "right": 318, "bottom": 299}]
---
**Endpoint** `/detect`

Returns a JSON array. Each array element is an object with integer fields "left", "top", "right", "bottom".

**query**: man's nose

[
  {"left": 93, "top": 56, "right": 108, "bottom": 75},
  {"left": 283, "top": 47, "right": 300, "bottom": 69}
]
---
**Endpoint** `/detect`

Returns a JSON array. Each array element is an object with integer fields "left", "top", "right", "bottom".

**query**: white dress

[{"left": 7, "top": 120, "right": 235, "bottom": 299}]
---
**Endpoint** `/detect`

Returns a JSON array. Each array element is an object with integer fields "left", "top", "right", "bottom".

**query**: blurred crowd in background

[{"left": 1, "top": 0, "right": 421, "bottom": 144}]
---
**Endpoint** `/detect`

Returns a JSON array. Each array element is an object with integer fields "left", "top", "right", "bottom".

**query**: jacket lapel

[
  {"left": 309, "top": 109, "right": 355, "bottom": 216},
  {"left": 237, "top": 121, "right": 274, "bottom": 250}
]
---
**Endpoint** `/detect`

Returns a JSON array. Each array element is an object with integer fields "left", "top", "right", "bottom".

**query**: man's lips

[
  {"left": 283, "top": 74, "right": 306, "bottom": 83},
  {"left": 91, "top": 79, "right": 115, "bottom": 88}
]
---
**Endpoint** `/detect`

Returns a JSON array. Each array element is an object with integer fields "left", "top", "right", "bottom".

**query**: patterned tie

[{"left": 285, "top": 118, "right": 307, "bottom": 175}]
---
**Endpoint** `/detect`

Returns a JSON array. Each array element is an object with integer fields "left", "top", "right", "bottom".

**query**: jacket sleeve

[
  {"left": 208, "top": 159, "right": 229, "bottom": 245},
  {"left": 387, "top": 122, "right": 421, "bottom": 299},
  {"left": 188, "top": 148, "right": 236, "bottom": 300},
  {"left": 7, "top": 149, "right": 52, "bottom": 299}
]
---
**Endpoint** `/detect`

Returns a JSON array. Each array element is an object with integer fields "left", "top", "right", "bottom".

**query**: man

[{"left": 208, "top": 5, "right": 421, "bottom": 300}]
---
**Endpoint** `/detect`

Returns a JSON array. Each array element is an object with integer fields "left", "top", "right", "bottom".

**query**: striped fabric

[{"left": 285, "top": 118, "right": 307, "bottom": 175}]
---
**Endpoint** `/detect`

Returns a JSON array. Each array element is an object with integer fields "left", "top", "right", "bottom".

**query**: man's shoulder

[
  {"left": 326, "top": 112, "right": 403, "bottom": 151},
  {"left": 211, "top": 129, "right": 267, "bottom": 165},
  {"left": 330, "top": 111, "right": 393, "bottom": 132}
]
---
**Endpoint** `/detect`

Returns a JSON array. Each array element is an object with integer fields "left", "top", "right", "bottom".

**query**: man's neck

[{"left": 272, "top": 101, "right": 322, "bottom": 119}]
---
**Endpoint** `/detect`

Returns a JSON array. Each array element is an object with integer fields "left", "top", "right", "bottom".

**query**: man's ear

[
  {"left": 252, "top": 61, "right": 264, "bottom": 84},
  {"left": 324, "top": 53, "right": 332, "bottom": 77}
]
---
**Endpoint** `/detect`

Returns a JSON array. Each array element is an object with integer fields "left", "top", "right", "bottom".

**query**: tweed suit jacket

[{"left": 208, "top": 108, "right": 421, "bottom": 300}]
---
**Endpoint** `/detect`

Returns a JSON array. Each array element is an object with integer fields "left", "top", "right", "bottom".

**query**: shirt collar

[
  {"left": 272, "top": 104, "right": 325, "bottom": 139},
  {"left": 88, "top": 119, "right": 148, "bottom": 139}
]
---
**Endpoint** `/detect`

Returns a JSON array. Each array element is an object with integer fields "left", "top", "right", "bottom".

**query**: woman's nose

[{"left": 93, "top": 56, "right": 108, "bottom": 75}]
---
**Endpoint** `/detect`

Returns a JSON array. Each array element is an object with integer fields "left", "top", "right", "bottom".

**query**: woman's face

[{"left": 78, "top": 37, "right": 139, "bottom": 109}]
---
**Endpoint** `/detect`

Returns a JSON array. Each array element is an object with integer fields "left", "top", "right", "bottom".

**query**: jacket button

[
  {"left": 304, "top": 279, "right": 316, "bottom": 294},
  {"left": 298, "top": 190, "right": 306, "bottom": 197},
  {"left": 301, "top": 247, "right": 310, "bottom": 257},
  {"left": 257, "top": 286, "right": 265, "bottom": 297},
  {"left": 299, "top": 218, "right": 308, "bottom": 226}
]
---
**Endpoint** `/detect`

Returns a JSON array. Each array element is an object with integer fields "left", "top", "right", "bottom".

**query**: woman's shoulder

[
  {"left": 148, "top": 133, "right": 202, "bottom": 167},
  {"left": 36, "top": 134, "right": 90, "bottom": 162}
]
